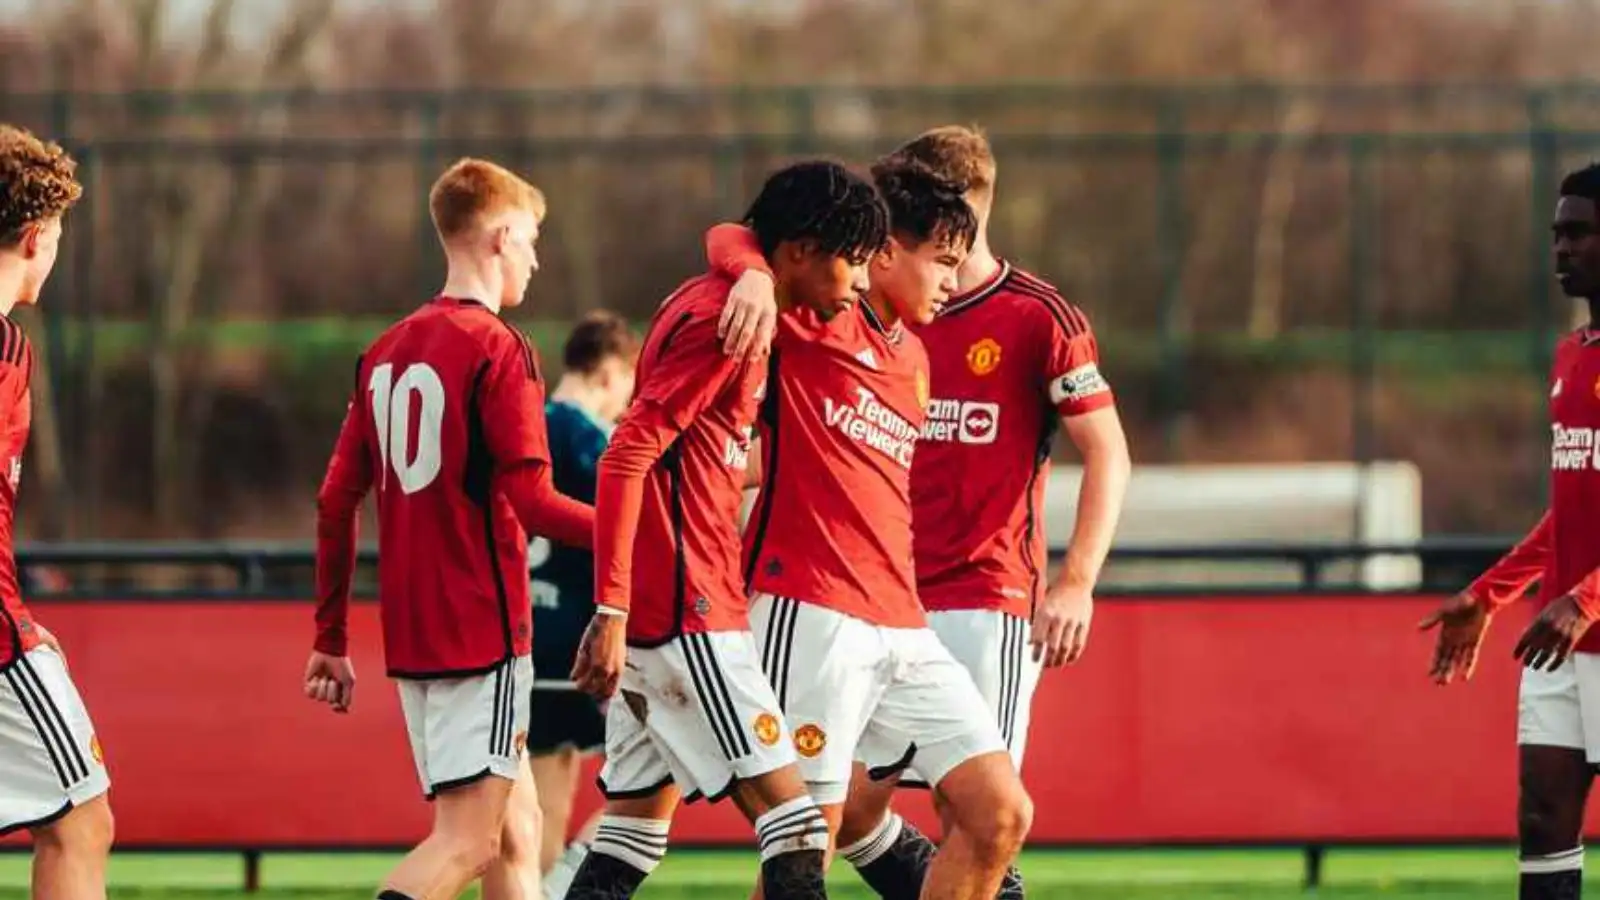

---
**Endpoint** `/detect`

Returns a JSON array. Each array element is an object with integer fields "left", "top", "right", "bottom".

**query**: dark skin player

[{"left": 1420, "top": 189, "right": 1600, "bottom": 887}]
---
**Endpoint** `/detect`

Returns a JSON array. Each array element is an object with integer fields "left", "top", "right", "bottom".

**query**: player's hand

[
  {"left": 33, "top": 623, "right": 64, "bottom": 663},
  {"left": 1514, "top": 593, "right": 1594, "bottom": 673},
  {"left": 304, "top": 651, "right": 356, "bottom": 714},
  {"left": 572, "top": 613, "right": 627, "bottom": 700},
  {"left": 718, "top": 270, "right": 777, "bottom": 362},
  {"left": 1032, "top": 583, "right": 1093, "bottom": 668},
  {"left": 1418, "top": 591, "right": 1492, "bottom": 685}
]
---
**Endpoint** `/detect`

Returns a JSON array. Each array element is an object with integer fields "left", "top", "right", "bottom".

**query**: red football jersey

[
  {"left": 317, "top": 297, "right": 555, "bottom": 677},
  {"left": 745, "top": 302, "right": 929, "bottom": 629},
  {"left": 914, "top": 262, "right": 1115, "bottom": 619},
  {"left": 0, "top": 319, "right": 36, "bottom": 669},
  {"left": 1470, "top": 328, "right": 1600, "bottom": 652},
  {"left": 594, "top": 274, "right": 767, "bottom": 646}
]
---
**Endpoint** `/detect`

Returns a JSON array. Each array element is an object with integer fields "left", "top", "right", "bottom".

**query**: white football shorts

[
  {"left": 1519, "top": 652, "right": 1600, "bottom": 763},
  {"left": 898, "top": 608, "right": 1043, "bottom": 787},
  {"left": 0, "top": 646, "right": 110, "bottom": 835},
  {"left": 397, "top": 654, "right": 533, "bottom": 798},
  {"left": 752, "top": 594, "right": 1007, "bottom": 805},
  {"left": 599, "top": 630, "right": 799, "bottom": 802}
]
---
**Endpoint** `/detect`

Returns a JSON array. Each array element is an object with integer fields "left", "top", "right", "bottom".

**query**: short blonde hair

[
  {"left": 880, "top": 125, "right": 996, "bottom": 196},
  {"left": 0, "top": 125, "right": 81, "bottom": 248},
  {"left": 428, "top": 157, "right": 546, "bottom": 241}
]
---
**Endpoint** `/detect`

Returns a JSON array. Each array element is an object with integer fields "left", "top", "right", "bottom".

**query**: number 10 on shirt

[{"left": 368, "top": 362, "right": 445, "bottom": 494}]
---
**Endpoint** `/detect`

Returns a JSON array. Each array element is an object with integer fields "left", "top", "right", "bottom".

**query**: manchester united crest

[
  {"left": 915, "top": 369, "right": 930, "bottom": 409},
  {"left": 967, "top": 338, "right": 1002, "bottom": 376},
  {"left": 793, "top": 723, "right": 827, "bottom": 758},
  {"left": 753, "top": 712, "right": 781, "bottom": 747}
]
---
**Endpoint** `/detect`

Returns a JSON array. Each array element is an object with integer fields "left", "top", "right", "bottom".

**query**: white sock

[
  {"left": 591, "top": 815, "right": 670, "bottom": 874},
  {"left": 1521, "top": 846, "right": 1585, "bottom": 875},
  {"left": 839, "top": 811, "right": 903, "bottom": 868},
  {"left": 754, "top": 795, "right": 831, "bottom": 862},
  {"left": 542, "top": 839, "right": 590, "bottom": 900}
]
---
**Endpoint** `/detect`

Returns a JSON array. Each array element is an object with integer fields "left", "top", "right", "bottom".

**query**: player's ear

[{"left": 17, "top": 223, "right": 39, "bottom": 260}]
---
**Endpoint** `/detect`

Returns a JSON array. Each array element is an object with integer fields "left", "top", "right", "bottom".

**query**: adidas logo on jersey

[{"left": 853, "top": 348, "right": 879, "bottom": 370}]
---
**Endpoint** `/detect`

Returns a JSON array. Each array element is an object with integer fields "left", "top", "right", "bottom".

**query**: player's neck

[
  {"left": 439, "top": 262, "right": 502, "bottom": 315},
  {"left": 865, "top": 290, "right": 900, "bottom": 329},
  {"left": 551, "top": 375, "right": 605, "bottom": 420},
  {"left": 0, "top": 265, "right": 24, "bottom": 317},
  {"left": 957, "top": 238, "right": 1001, "bottom": 294}
]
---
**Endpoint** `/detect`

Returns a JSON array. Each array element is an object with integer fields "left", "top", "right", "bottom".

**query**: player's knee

[
  {"left": 1519, "top": 779, "right": 1585, "bottom": 854},
  {"left": 502, "top": 802, "right": 541, "bottom": 863},
  {"left": 444, "top": 830, "right": 503, "bottom": 879},
  {"left": 1520, "top": 802, "right": 1580, "bottom": 855},
  {"left": 962, "top": 783, "right": 1032, "bottom": 863}
]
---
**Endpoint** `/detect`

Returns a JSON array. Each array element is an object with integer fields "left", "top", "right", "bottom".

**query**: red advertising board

[{"left": 0, "top": 594, "right": 1572, "bottom": 847}]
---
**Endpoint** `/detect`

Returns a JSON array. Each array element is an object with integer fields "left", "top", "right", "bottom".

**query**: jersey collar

[
  {"left": 859, "top": 299, "right": 904, "bottom": 343},
  {"left": 938, "top": 260, "right": 1012, "bottom": 319},
  {"left": 435, "top": 295, "right": 493, "bottom": 312}
]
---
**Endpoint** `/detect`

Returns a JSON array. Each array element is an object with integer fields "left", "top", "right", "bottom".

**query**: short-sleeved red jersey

[
  {"left": 318, "top": 297, "right": 556, "bottom": 677},
  {"left": 1470, "top": 329, "right": 1600, "bottom": 652},
  {"left": 593, "top": 274, "right": 767, "bottom": 646},
  {"left": 0, "top": 319, "right": 36, "bottom": 670},
  {"left": 744, "top": 302, "right": 929, "bottom": 629},
  {"left": 914, "top": 262, "right": 1115, "bottom": 619}
]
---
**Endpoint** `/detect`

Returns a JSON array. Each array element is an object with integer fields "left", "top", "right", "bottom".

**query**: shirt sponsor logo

[
  {"left": 921, "top": 399, "right": 1000, "bottom": 445},
  {"left": 967, "top": 338, "right": 1003, "bottom": 376},
  {"left": 1552, "top": 424, "right": 1600, "bottom": 471},
  {"left": 1049, "top": 363, "right": 1110, "bottom": 406},
  {"left": 823, "top": 387, "right": 917, "bottom": 469}
]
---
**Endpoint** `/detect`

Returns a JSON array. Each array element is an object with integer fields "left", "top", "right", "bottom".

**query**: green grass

[{"left": 0, "top": 847, "right": 1523, "bottom": 898}]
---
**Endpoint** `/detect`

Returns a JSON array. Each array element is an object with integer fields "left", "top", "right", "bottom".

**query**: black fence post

[
  {"left": 1303, "top": 843, "right": 1325, "bottom": 890},
  {"left": 243, "top": 849, "right": 261, "bottom": 893}
]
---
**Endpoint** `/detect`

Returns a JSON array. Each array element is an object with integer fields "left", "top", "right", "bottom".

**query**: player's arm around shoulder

[{"left": 706, "top": 223, "right": 778, "bottom": 361}]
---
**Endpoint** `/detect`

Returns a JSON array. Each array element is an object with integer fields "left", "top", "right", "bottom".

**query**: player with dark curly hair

[{"left": 0, "top": 124, "right": 113, "bottom": 900}]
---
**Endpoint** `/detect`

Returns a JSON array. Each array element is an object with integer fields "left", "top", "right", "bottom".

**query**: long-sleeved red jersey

[
  {"left": 1469, "top": 328, "right": 1600, "bottom": 651},
  {"left": 0, "top": 318, "right": 37, "bottom": 670},
  {"left": 592, "top": 274, "right": 767, "bottom": 646},
  {"left": 314, "top": 296, "right": 593, "bottom": 677}
]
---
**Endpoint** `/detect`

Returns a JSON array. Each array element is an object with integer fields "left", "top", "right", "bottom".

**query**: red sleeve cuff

[
  {"left": 313, "top": 631, "right": 348, "bottom": 657},
  {"left": 706, "top": 223, "right": 769, "bottom": 280}
]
